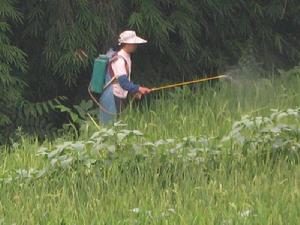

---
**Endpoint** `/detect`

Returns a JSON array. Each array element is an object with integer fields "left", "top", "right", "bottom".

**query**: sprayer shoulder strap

[
  {"left": 104, "top": 54, "right": 129, "bottom": 90},
  {"left": 109, "top": 54, "right": 129, "bottom": 78}
]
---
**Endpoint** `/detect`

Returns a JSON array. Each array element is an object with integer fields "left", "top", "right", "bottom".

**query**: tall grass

[
  {"left": 126, "top": 74, "right": 300, "bottom": 139},
  {"left": 0, "top": 71, "right": 300, "bottom": 224}
]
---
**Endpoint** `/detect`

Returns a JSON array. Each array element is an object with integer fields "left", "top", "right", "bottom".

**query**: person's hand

[
  {"left": 133, "top": 92, "right": 142, "bottom": 100},
  {"left": 138, "top": 86, "right": 151, "bottom": 95}
]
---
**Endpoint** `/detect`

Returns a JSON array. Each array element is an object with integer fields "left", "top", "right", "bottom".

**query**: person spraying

[
  {"left": 97, "top": 30, "right": 151, "bottom": 123},
  {"left": 89, "top": 30, "right": 228, "bottom": 125}
]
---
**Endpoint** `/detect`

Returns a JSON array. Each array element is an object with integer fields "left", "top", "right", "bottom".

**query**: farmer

[{"left": 99, "top": 30, "right": 151, "bottom": 123}]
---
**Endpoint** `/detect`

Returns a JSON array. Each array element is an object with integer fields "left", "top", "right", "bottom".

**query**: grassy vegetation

[{"left": 1, "top": 70, "right": 300, "bottom": 224}]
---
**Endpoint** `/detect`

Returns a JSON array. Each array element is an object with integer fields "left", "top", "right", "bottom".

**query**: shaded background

[{"left": 1, "top": 0, "right": 300, "bottom": 143}]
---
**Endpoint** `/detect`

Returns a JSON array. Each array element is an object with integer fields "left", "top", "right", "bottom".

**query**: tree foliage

[{"left": 0, "top": 0, "right": 27, "bottom": 143}]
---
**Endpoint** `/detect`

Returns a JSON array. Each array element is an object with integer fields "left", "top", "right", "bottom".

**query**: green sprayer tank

[{"left": 90, "top": 55, "right": 109, "bottom": 94}]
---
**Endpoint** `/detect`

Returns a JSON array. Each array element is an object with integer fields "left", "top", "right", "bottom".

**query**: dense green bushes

[
  {"left": 0, "top": 0, "right": 27, "bottom": 143},
  {"left": 1, "top": 0, "right": 300, "bottom": 143}
]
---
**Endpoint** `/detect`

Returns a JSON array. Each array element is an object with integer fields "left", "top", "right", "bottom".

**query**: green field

[{"left": 1, "top": 70, "right": 300, "bottom": 224}]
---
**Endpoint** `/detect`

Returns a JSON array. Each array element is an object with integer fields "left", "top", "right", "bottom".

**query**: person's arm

[{"left": 118, "top": 75, "right": 140, "bottom": 93}]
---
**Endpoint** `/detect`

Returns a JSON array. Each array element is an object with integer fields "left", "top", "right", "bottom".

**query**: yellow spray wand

[{"left": 151, "top": 75, "right": 228, "bottom": 92}]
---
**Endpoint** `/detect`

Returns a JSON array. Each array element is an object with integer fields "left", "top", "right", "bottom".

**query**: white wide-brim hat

[{"left": 118, "top": 30, "right": 147, "bottom": 45}]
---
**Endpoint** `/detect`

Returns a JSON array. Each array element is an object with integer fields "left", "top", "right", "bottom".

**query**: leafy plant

[{"left": 222, "top": 108, "right": 300, "bottom": 162}]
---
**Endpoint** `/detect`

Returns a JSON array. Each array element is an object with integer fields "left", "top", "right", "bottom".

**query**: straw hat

[{"left": 118, "top": 30, "right": 147, "bottom": 45}]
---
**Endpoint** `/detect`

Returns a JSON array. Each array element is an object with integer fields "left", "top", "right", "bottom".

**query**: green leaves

[
  {"left": 3, "top": 105, "right": 300, "bottom": 185},
  {"left": 0, "top": 0, "right": 27, "bottom": 143},
  {"left": 0, "top": 0, "right": 23, "bottom": 23},
  {"left": 222, "top": 108, "right": 300, "bottom": 162},
  {"left": 1, "top": 0, "right": 300, "bottom": 144}
]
